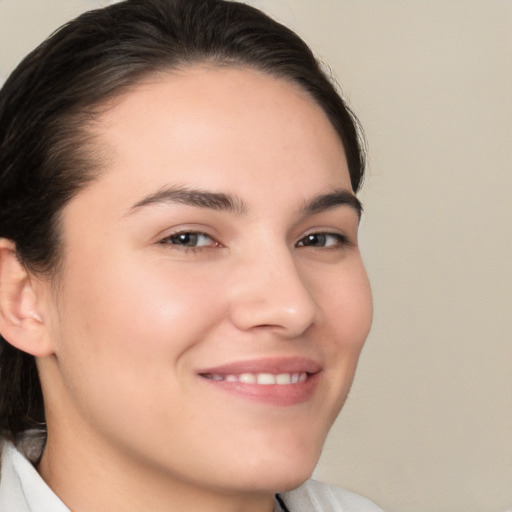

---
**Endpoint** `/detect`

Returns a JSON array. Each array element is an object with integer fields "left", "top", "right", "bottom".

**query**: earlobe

[{"left": 0, "top": 238, "right": 54, "bottom": 357}]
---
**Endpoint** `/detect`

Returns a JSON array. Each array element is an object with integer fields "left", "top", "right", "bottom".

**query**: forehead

[{"left": 76, "top": 66, "right": 351, "bottom": 213}]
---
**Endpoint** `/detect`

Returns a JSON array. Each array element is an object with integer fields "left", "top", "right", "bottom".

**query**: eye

[
  {"left": 159, "top": 231, "right": 218, "bottom": 248},
  {"left": 296, "top": 232, "right": 348, "bottom": 248}
]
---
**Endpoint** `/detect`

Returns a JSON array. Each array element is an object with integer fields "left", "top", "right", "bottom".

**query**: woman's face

[{"left": 38, "top": 67, "right": 372, "bottom": 496}]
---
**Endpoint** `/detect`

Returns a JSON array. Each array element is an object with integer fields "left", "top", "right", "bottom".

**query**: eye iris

[
  {"left": 173, "top": 233, "right": 198, "bottom": 246},
  {"left": 304, "top": 234, "right": 326, "bottom": 246}
]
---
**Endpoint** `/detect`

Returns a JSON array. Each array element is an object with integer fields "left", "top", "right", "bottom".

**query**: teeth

[
  {"left": 257, "top": 373, "right": 275, "bottom": 385},
  {"left": 203, "top": 372, "right": 308, "bottom": 385},
  {"left": 239, "top": 373, "right": 256, "bottom": 384},
  {"left": 275, "top": 373, "right": 291, "bottom": 385}
]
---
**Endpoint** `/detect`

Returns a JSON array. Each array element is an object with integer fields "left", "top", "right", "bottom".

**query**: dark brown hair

[{"left": 0, "top": 0, "right": 366, "bottom": 440}]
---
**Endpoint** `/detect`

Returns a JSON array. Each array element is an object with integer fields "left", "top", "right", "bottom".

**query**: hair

[{"left": 0, "top": 0, "right": 366, "bottom": 440}]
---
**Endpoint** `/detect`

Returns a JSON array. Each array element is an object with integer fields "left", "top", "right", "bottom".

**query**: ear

[{"left": 0, "top": 239, "right": 54, "bottom": 357}]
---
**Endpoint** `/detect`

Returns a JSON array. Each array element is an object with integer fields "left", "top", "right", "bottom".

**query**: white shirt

[{"left": 0, "top": 441, "right": 383, "bottom": 512}]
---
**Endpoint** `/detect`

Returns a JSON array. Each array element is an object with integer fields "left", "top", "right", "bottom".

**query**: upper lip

[{"left": 197, "top": 356, "right": 322, "bottom": 376}]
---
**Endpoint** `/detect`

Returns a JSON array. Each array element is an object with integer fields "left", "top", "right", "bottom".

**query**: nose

[{"left": 228, "top": 247, "right": 319, "bottom": 338}]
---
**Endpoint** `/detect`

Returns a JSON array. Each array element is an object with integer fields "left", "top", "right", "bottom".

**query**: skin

[{"left": 24, "top": 67, "right": 372, "bottom": 511}]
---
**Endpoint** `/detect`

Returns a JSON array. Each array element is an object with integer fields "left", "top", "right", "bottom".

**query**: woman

[{"left": 0, "top": 0, "right": 380, "bottom": 510}]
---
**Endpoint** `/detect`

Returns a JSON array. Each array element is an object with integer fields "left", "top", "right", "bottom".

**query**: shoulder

[{"left": 280, "top": 479, "right": 384, "bottom": 512}]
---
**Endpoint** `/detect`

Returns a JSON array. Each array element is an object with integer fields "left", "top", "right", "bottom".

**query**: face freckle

[{"left": 38, "top": 66, "right": 372, "bottom": 499}]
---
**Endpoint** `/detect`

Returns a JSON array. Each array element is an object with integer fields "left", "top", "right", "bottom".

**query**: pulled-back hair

[{"left": 0, "top": 0, "right": 365, "bottom": 440}]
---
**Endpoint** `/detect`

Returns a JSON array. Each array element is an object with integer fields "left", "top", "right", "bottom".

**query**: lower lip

[{"left": 199, "top": 373, "right": 320, "bottom": 407}]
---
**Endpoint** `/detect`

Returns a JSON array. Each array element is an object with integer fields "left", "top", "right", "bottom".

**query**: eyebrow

[
  {"left": 127, "top": 185, "right": 247, "bottom": 216},
  {"left": 126, "top": 185, "right": 362, "bottom": 218},
  {"left": 301, "top": 190, "right": 363, "bottom": 219}
]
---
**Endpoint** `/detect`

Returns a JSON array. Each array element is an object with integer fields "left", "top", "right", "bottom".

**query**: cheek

[
  {"left": 339, "top": 267, "right": 373, "bottom": 345},
  {"left": 54, "top": 254, "right": 227, "bottom": 379},
  {"left": 49, "top": 256, "right": 229, "bottom": 436},
  {"left": 315, "top": 261, "right": 373, "bottom": 390},
  {"left": 315, "top": 260, "right": 373, "bottom": 345}
]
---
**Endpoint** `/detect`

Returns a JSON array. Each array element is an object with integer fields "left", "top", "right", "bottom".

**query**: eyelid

[
  {"left": 158, "top": 229, "right": 222, "bottom": 249},
  {"left": 151, "top": 221, "right": 220, "bottom": 243},
  {"left": 295, "top": 230, "right": 353, "bottom": 249}
]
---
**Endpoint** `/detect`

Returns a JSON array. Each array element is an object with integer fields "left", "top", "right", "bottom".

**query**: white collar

[{"left": 0, "top": 440, "right": 69, "bottom": 512}]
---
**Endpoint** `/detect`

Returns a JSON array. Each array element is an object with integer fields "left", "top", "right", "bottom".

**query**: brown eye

[
  {"left": 161, "top": 232, "right": 216, "bottom": 248},
  {"left": 297, "top": 233, "right": 347, "bottom": 248}
]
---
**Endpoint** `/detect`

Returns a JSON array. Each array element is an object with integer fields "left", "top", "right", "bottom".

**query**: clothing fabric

[
  {"left": 278, "top": 479, "right": 383, "bottom": 511},
  {"left": 0, "top": 440, "right": 383, "bottom": 511}
]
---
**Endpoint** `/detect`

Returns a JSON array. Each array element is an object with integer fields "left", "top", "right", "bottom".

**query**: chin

[
  {"left": 218, "top": 413, "right": 335, "bottom": 494},
  {"left": 269, "top": 469, "right": 316, "bottom": 494},
  {"left": 226, "top": 445, "right": 321, "bottom": 495},
  {"left": 243, "top": 466, "right": 315, "bottom": 495}
]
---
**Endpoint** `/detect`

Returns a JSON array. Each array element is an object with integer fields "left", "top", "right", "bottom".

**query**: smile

[
  {"left": 201, "top": 372, "right": 309, "bottom": 385},
  {"left": 197, "top": 358, "right": 322, "bottom": 407}
]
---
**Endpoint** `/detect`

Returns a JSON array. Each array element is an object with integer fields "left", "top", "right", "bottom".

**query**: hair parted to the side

[{"left": 0, "top": 0, "right": 366, "bottom": 441}]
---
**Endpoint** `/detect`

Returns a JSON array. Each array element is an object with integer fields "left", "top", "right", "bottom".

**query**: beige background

[{"left": 0, "top": 1, "right": 511, "bottom": 511}]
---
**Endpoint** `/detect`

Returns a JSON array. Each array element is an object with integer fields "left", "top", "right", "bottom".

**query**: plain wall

[{"left": 1, "top": 1, "right": 511, "bottom": 511}]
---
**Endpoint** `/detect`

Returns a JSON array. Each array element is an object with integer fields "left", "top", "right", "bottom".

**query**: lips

[
  {"left": 202, "top": 372, "right": 308, "bottom": 385},
  {"left": 197, "top": 357, "right": 322, "bottom": 406}
]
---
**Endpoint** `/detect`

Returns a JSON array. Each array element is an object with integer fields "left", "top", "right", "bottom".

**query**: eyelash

[
  {"left": 158, "top": 231, "right": 219, "bottom": 252},
  {"left": 296, "top": 232, "right": 349, "bottom": 249},
  {"left": 158, "top": 230, "right": 350, "bottom": 252}
]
